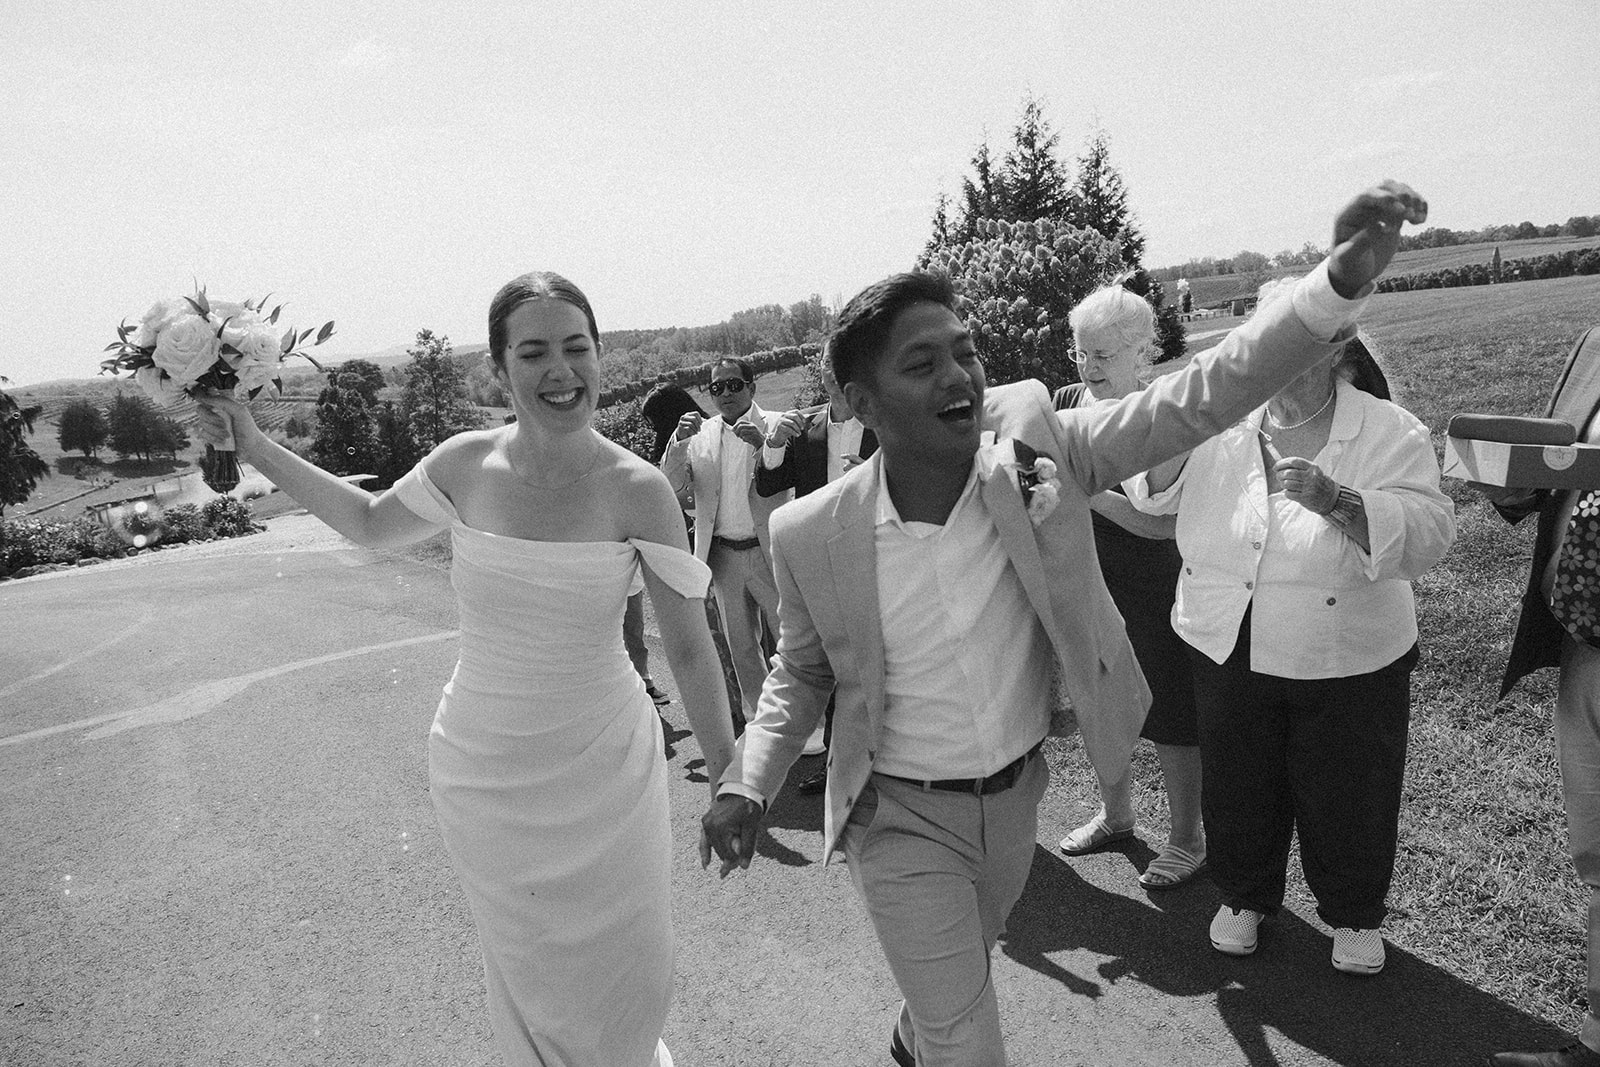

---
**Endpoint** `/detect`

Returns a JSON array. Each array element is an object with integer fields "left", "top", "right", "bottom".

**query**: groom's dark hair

[{"left": 828, "top": 271, "right": 958, "bottom": 388}]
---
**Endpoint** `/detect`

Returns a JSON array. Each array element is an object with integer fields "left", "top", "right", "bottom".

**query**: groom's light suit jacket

[{"left": 720, "top": 296, "right": 1354, "bottom": 863}]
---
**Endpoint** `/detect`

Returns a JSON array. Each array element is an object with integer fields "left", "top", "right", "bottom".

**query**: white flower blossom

[{"left": 150, "top": 312, "right": 221, "bottom": 385}]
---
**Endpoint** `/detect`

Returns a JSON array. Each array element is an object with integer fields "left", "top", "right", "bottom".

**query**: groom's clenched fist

[{"left": 700, "top": 795, "right": 764, "bottom": 878}]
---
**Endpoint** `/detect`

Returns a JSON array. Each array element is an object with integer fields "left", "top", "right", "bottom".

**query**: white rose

[
  {"left": 227, "top": 323, "right": 285, "bottom": 369},
  {"left": 151, "top": 313, "right": 221, "bottom": 385},
  {"left": 132, "top": 297, "right": 190, "bottom": 348},
  {"left": 232, "top": 360, "right": 279, "bottom": 397},
  {"left": 134, "top": 365, "right": 190, "bottom": 407}
]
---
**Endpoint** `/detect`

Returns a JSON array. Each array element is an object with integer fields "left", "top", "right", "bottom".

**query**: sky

[{"left": 3, "top": 0, "right": 1595, "bottom": 387}]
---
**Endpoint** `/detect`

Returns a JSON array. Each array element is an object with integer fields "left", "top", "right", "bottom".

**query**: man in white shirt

[
  {"left": 701, "top": 181, "right": 1427, "bottom": 1066},
  {"left": 660, "top": 358, "right": 793, "bottom": 725}
]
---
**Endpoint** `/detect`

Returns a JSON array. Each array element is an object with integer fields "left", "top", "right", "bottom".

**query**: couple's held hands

[
  {"left": 699, "top": 794, "right": 763, "bottom": 878},
  {"left": 765, "top": 410, "right": 808, "bottom": 450},
  {"left": 1325, "top": 180, "right": 1429, "bottom": 299}
]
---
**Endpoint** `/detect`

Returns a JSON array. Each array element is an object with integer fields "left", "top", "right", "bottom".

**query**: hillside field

[{"left": 1178, "top": 235, "right": 1600, "bottom": 309}]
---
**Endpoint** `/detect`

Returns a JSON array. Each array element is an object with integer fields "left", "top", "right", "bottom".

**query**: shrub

[
  {"left": 162, "top": 503, "right": 209, "bottom": 544},
  {"left": 200, "top": 497, "right": 261, "bottom": 539},
  {"left": 1579, "top": 251, "right": 1600, "bottom": 276},
  {"left": 0, "top": 516, "right": 126, "bottom": 575},
  {"left": 591, "top": 399, "right": 654, "bottom": 461}
]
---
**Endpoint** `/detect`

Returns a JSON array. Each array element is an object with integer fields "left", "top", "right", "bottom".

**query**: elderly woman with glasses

[{"left": 1051, "top": 283, "right": 1207, "bottom": 890}]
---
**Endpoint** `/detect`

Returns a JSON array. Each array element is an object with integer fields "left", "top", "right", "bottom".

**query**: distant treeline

[
  {"left": 1153, "top": 212, "right": 1600, "bottom": 281},
  {"left": 1375, "top": 245, "right": 1600, "bottom": 293}
]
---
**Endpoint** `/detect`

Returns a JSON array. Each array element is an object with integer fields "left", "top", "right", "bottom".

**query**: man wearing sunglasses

[{"left": 662, "top": 357, "right": 793, "bottom": 727}]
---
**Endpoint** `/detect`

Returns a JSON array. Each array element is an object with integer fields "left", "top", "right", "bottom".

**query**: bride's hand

[{"left": 193, "top": 394, "right": 266, "bottom": 458}]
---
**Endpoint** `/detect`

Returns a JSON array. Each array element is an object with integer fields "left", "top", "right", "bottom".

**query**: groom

[{"left": 701, "top": 182, "right": 1427, "bottom": 1066}]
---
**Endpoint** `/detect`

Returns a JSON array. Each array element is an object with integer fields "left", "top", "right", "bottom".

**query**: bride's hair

[{"left": 488, "top": 272, "right": 600, "bottom": 367}]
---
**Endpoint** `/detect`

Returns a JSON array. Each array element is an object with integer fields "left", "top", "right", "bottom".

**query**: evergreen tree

[
  {"left": 57, "top": 398, "right": 108, "bottom": 458},
  {"left": 1068, "top": 128, "right": 1146, "bottom": 266},
  {"left": 954, "top": 141, "right": 1006, "bottom": 243},
  {"left": 999, "top": 95, "right": 1074, "bottom": 223},
  {"left": 0, "top": 377, "right": 50, "bottom": 516},
  {"left": 924, "top": 192, "right": 954, "bottom": 261},
  {"left": 399, "top": 329, "right": 485, "bottom": 452}
]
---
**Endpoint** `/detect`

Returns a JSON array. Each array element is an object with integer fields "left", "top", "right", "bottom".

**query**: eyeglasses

[
  {"left": 1072, "top": 348, "right": 1132, "bottom": 366},
  {"left": 707, "top": 379, "right": 749, "bottom": 397}
]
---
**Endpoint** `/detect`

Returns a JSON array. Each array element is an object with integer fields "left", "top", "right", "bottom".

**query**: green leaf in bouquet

[
  {"left": 281, "top": 326, "right": 296, "bottom": 353},
  {"left": 272, "top": 377, "right": 284, "bottom": 395},
  {"left": 103, "top": 341, "right": 124, "bottom": 352},
  {"left": 219, "top": 343, "right": 239, "bottom": 356},
  {"left": 268, "top": 304, "right": 282, "bottom": 324},
  {"left": 297, "top": 327, "right": 315, "bottom": 345},
  {"left": 297, "top": 350, "right": 325, "bottom": 372},
  {"left": 185, "top": 295, "right": 207, "bottom": 316},
  {"left": 213, "top": 314, "right": 234, "bottom": 338},
  {"left": 315, "top": 320, "right": 336, "bottom": 344},
  {"left": 248, "top": 384, "right": 264, "bottom": 399}
]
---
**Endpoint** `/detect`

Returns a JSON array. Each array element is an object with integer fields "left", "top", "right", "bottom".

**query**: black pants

[{"left": 1190, "top": 608, "right": 1415, "bottom": 930}]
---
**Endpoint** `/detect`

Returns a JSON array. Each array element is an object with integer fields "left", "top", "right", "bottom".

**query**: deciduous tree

[
  {"left": 57, "top": 399, "right": 108, "bottom": 458},
  {"left": 399, "top": 329, "right": 485, "bottom": 452},
  {"left": 919, "top": 216, "right": 1123, "bottom": 389}
]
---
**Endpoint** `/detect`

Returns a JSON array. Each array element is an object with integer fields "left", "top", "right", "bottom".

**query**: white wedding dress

[{"left": 396, "top": 464, "right": 706, "bottom": 1067}]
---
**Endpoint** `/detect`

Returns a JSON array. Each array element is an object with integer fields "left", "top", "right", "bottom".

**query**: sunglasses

[{"left": 707, "top": 379, "right": 749, "bottom": 397}]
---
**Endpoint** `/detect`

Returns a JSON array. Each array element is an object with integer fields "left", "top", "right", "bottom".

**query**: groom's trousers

[{"left": 840, "top": 750, "right": 1048, "bottom": 1067}]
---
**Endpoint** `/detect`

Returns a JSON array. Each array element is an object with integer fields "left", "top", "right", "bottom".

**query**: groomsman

[
  {"left": 756, "top": 350, "right": 878, "bottom": 790},
  {"left": 1484, "top": 325, "right": 1600, "bottom": 1067},
  {"left": 702, "top": 183, "right": 1427, "bottom": 1066},
  {"left": 660, "top": 358, "right": 792, "bottom": 725}
]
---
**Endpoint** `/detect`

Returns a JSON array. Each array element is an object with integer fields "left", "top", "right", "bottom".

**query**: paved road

[{"left": 0, "top": 516, "right": 1569, "bottom": 1065}]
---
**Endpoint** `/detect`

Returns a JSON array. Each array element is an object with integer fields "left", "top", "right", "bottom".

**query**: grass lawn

[{"left": 1080, "top": 273, "right": 1600, "bottom": 1030}]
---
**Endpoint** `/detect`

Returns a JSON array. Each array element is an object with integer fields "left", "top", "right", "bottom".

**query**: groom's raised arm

[{"left": 1053, "top": 180, "right": 1428, "bottom": 494}]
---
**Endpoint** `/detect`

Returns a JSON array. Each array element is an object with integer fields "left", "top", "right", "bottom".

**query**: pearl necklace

[{"left": 1265, "top": 388, "right": 1336, "bottom": 432}]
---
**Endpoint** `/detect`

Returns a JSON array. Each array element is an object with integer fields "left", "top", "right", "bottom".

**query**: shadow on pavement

[{"left": 1001, "top": 845, "right": 1568, "bottom": 1065}]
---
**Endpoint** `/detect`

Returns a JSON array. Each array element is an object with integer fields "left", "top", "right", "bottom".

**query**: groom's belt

[
  {"left": 712, "top": 534, "right": 761, "bottom": 551},
  {"left": 879, "top": 741, "right": 1043, "bottom": 797}
]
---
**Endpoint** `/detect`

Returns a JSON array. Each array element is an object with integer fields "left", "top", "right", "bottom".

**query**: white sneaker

[
  {"left": 1210, "top": 905, "right": 1262, "bottom": 956},
  {"left": 1331, "top": 927, "right": 1385, "bottom": 975}
]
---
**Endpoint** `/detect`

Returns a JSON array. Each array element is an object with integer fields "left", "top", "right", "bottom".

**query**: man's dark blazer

[
  {"left": 754, "top": 405, "right": 878, "bottom": 499},
  {"left": 1500, "top": 325, "right": 1600, "bottom": 698}
]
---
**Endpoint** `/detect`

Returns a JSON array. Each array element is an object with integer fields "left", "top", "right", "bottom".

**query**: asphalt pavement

[{"left": 0, "top": 515, "right": 1570, "bottom": 1066}]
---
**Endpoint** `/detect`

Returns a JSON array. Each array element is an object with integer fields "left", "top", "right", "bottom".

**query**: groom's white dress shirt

[{"left": 872, "top": 462, "right": 1052, "bottom": 781}]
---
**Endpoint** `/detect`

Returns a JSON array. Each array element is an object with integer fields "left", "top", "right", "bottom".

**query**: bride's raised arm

[{"left": 194, "top": 394, "right": 447, "bottom": 549}]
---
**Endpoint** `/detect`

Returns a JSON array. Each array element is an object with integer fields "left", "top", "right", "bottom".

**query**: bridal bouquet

[{"left": 103, "top": 287, "right": 335, "bottom": 491}]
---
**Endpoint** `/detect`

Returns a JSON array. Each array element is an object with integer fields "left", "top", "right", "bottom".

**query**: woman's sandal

[
  {"left": 1058, "top": 815, "right": 1137, "bottom": 856},
  {"left": 1138, "top": 843, "right": 1207, "bottom": 889}
]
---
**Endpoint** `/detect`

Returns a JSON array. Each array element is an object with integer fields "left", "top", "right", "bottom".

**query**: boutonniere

[{"left": 1011, "top": 441, "right": 1062, "bottom": 527}]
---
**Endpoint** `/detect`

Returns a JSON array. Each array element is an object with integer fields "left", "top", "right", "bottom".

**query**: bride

[{"left": 197, "top": 272, "right": 736, "bottom": 1067}]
